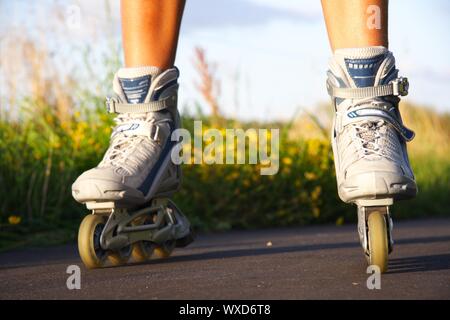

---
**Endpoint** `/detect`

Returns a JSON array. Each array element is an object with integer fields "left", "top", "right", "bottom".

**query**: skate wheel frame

[{"left": 77, "top": 198, "right": 194, "bottom": 268}]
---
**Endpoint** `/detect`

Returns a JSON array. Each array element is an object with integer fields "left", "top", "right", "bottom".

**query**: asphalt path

[{"left": 1, "top": 218, "right": 449, "bottom": 299}]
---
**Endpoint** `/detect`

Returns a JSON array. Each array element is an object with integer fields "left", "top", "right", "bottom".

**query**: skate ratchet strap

[
  {"left": 328, "top": 77, "right": 409, "bottom": 99},
  {"left": 342, "top": 107, "right": 415, "bottom": 141},
  {"left": 106, "top": 95, "right": 177, "bottom": 114},
  {"left": 111, "top": 121, "right": 161, "bottom": 141}
]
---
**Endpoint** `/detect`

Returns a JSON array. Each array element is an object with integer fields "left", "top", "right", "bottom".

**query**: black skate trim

[
  {"left": 175, "top": 228, "right": 196, "bottom": 248},
  {"left": 153, "top": 79, "right": 178, "bottom": 100}
]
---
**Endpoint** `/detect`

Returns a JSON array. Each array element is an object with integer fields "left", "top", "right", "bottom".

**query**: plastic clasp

[
  {"left": 105, "top": 97, "right": 116, "bottom": 113},
  {"left": 392, "top": 77, "right": 409, "bottom": 96}
]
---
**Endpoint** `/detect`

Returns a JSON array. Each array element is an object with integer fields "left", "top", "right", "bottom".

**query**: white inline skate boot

[
  {"left": 327, "top": 46, "right": 417, "bottom": 272},
  {"left": 72, "top": 66, "right": 194, "bottom": 269}
]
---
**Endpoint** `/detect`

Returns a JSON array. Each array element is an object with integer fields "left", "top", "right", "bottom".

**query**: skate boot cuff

[
  {"left": 327, "top": 47, "right": 415, "bottom": 142},
  {"left": 108, "top": 66, "right": 180, "bottom": 115},
  {"left": 327, "top": 46, "right": 409, "bottom": 99},
  {"left": 117, "top": 66, "right": 162, "bottom": 79},
  {"left": 334, "top": 46, "right": 388, "bottom": 59}
]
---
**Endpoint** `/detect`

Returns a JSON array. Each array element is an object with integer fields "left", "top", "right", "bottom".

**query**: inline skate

[
  {"left": 72, "top": 66, "right": 194, "bottom": 269},
  {"left": 326, "top": 47, "right": 417, "bottom": 272}
]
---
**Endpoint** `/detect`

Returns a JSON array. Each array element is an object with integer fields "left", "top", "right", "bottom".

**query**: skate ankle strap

[
  {"left": 328, "top": 77, "right": 409, "bottom": 99},
  {"left": 340, "top": 107, "right": 415, "bottom": 141},
  {"left": 106, "top": 95, "right": 177, "bottom": 114}
]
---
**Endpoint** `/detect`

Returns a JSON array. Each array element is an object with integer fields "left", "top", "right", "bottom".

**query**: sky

[{"left": 1, "top": 0, "right": 450, "bottom": 121}]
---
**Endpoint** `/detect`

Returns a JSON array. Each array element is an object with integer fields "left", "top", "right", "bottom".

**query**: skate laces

[
  {"left": 100, "top": 113, "right": 171, "bottom": 176},
  {"left": 353, "top": 120, "right": 384, "bottom": 157},
  {"left": 350, "top": 98, "right": 394, "bottom": 159}
]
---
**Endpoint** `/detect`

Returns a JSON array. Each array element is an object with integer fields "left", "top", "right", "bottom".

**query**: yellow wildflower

[
  {"left": 304, "top": 172, "right": 317, "bottom": 181},
  {"left": 336, "top": 216, "right": 345, "bottom": 226},
  {"left": 282, "top": 157, "right": 293, "bottom": 166},
  {"left": 312, "top": 207, "right": 320, "bottom": 218},
  {"left": 50, "top": 139, "right": 61, "bottom": 149},
  {"left": 45, "top": 114, "right": 53, "bottom": 124},
  {"left": 311, "top": 186, "right": 322, "bottom": 201},
  {"left": 8, "top": 215, "right": 21, "bottom": 225}
]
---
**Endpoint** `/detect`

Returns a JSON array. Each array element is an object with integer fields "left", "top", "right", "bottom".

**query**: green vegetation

[{"left": 1, "top": 95, "right": 449, "bottom": 251}]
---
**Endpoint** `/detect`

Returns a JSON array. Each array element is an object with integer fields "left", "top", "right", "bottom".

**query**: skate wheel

[
  {"left": 132, "top": 241, "right": 156, "bottom": 262},
  {"left": 108, "top": 245, "right": 132, "bottom": 266},
  {"left": 78, "top": 214, "right": 108, "bottom": 269},
  {"left": 130, "top": 215, "right": 157, "bottom": 262},
  {"left": 367, "top": 211, "right": 389, "bottom": 273},
  {"left": 154, "top": 240, "right": 176, "bottom": 259}
]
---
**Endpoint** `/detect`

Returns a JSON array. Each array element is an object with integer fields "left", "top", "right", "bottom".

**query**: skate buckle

[
  {"left": 392, "top": 77, "right": 409, "bottom": 96},
  {"left": 106, "top": 97, "right": 117, "bottom": 113}
]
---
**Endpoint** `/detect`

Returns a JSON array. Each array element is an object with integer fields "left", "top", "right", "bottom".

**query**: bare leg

[
  {"left": 321, "top": 0, "right": 388, "bottom": 51},
  {"left": 121, "top": 0, "right": 186, "bottom": 69}
]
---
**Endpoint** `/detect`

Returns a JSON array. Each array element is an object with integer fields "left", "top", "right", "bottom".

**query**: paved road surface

[{"left": 1, "top": 218, "right": 449, "bottom": 299}]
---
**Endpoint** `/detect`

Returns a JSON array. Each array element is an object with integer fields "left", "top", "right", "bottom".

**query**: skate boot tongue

[
  {"left": 332, "top": 46, "right": 397, "bottom": 89},
  {"left": 115, "top": 66, "right": 162, "bottom": 104}
]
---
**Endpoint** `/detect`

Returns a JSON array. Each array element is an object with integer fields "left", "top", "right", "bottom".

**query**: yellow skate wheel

[
  {"left": 367, "top": 211, "right": 389, "bottom": 273},
  {"left": 78, "top": 214, "right": 108, "bottom": 269},
  {"left": 130, "top": 215, "right": 156, "bottom": 262},
  {"left": 154, "top": 240, "right": 176, "bottom": 259},
  {"left": 108, "top": 245, "right": 132, "bottom": 266},
  {"left": 132, "top": 241, "right": 156, "bottom": 262}
]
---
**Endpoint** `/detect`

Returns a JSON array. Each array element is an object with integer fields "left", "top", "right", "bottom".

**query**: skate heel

[
  {"left": 355, "top": 198, "right": 393, "bottom": 207},
  {"left": 77, "top": 198, "right": 194, "bottom": 269},
  {"left": 85, "top": 201, "right": 117, "bottom": 210}
]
